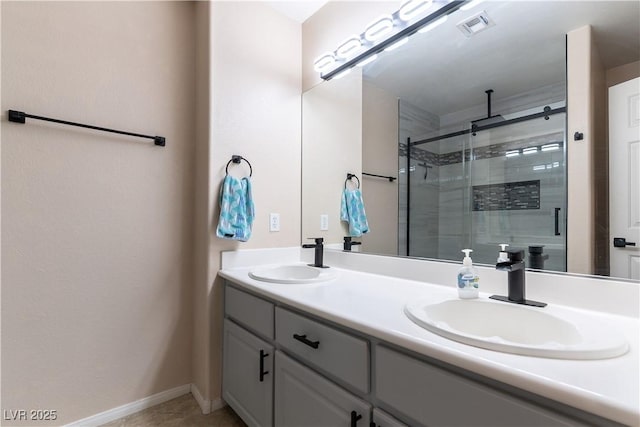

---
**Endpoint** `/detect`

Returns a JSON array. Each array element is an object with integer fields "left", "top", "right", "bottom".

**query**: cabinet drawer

[
  {"left": 275, "top": 307, "right": 369, "bottom": 393},
  {"left": 375, "top": 345, "right": 576, "bottom": 427},
  {"left": 225, "top": 285, "right": 274, "bottom": 339}
]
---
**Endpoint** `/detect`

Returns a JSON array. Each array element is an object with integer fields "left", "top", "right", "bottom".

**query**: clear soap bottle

[{"left": 457, "top": 249, "right": 479, "bottom": 299}]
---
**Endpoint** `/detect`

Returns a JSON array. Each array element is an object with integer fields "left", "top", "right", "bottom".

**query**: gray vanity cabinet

[
  {"left": 375, "top": 345, "right": 579, "bottom": 427},
  {"left": 222, "top": 319, "right": 274, "bottom": 427},
  {"left": 274, "top": 351, "right": 371, "bottom": 427},
  {"left": 372, "top": 408, "right": 408, "bottom": 427}
]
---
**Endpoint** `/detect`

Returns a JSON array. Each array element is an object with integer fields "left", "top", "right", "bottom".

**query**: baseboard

[
  {"left": 64, "top": 384, "right": 191, "bottom": 426},
  {"left": 211, "top": 397, "right": 225, "bottom": 412},
  {"left": 190, "top": 383, "right": 210, "bottom": 414}
]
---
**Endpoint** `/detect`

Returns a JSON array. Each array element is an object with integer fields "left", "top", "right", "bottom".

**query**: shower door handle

[{"left": 554, "top": 208, "right": 561, "bottom": 236}]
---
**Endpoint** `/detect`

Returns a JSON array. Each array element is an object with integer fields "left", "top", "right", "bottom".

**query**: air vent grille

[{"left": 457, "top": 11, "right": 495, "bottom": 37}]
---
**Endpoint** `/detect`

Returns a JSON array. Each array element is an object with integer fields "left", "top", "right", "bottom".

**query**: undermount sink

[
  {"left": 248, "top": 264, "right": 337, "bottom": 284},
  {"left": 404, "top": 297, "right": 629, "bottom": 360}
]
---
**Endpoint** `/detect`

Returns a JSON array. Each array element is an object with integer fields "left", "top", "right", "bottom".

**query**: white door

[{"left": 609, "top": 77, "right": 640, "bottom": 279}]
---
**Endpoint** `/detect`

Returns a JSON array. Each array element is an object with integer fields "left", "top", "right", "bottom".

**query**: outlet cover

[
  {"left": 270, "top": 213, "right": 280, "bottom": 232},
  {"left": 320, "top": 214, "right": 329, "bottom": 231}
]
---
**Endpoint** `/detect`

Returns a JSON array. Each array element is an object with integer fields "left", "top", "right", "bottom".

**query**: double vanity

[{"left": 219, "top": 247, "right": 639, "bottom": 427}]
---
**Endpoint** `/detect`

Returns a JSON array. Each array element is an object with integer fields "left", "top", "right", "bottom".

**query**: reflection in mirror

[{"left": 302, "top": 0, "right": 640, "bottom": 280}]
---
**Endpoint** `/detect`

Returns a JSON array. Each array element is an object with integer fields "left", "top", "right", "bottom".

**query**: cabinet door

[
  {"left": 275, "top": 351, "right": 370, "bottom": 427},
  {"left": 222, "top": 319, "right": 273, "bottom": 427},
  {"left": 375, "top": 345, "right": 577, "bottom": 427}
]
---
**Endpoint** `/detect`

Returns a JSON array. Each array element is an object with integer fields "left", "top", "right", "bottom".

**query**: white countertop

[{"left": 219, "top": 250, "right": 639, "bottom": 426}]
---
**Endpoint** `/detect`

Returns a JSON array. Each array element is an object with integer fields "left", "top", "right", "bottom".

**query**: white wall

[{"left": 1, "top": 2, "right": 195, "bottom": 424}]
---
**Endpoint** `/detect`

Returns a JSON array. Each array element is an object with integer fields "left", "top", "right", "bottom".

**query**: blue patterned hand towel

[
  {"left": 340, "top": 188, "right": 370, "bottom": 237},
  {"left": 216, "top": 175, "right": 255, "bottom": 241}
]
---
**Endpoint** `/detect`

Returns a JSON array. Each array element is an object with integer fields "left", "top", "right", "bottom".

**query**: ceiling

[
  {"left": 265, "top": 0, "right": 328, "bottom": 23},
  {"left": 362, "top": 1, "right": 640, "bottom": 116}
]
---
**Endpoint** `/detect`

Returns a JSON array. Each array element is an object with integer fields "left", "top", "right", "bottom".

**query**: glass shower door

[{"left": 468, "top": 113, "right": 567, "bottom": 271}]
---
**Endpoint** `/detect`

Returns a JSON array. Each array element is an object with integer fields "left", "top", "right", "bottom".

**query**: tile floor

[{"left": 100, "top": 393, "right": 246, "bottom": 427}]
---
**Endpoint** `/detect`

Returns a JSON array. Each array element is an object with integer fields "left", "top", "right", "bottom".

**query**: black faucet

[
  {"left": 490, "top": 249, "right": 546, "bottom": 307},
  {"left": 343, "top": 236, "right": 362, "bottom": 251},
  {"left": 528, "top": 245, "right": 549, "bottom": 270},
  {"left": 302, "top": 237, "right": 329, "bottom": 268}
]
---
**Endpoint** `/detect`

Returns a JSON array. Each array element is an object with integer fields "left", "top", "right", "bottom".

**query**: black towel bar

[
  {"left": 7, "top": 109, "right": 165, "bottom": 146},
  {"left": 363, "top": 172, "right": 397, "bottom": 182}
]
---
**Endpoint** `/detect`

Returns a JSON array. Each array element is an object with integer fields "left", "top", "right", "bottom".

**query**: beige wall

[
  {"left": 199, "top": 1, "right": 302, "bottom": 405},
  {"left": 302, "top": 70, "right": 362, "bottom": 245},
  {"left": 566, "top": 25, "right": 595, "bottom": 275},
  {"left": 1, "top": 2, "right": 195, "bottom": 424},
  {"left": 362, "top": 81, "right": 399, "bottom": 255}
]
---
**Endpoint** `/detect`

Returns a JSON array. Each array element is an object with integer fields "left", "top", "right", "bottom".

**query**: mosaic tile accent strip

[
  {"left": 472, "top": 180, "right": 540, "bottom": 211},
  {"left": 399, "top": 132, "right": 564, "bottom": 167}
]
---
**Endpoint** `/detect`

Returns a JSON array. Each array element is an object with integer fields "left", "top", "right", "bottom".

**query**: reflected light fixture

[
  {"left": 506, "top": 150, "right": 520, "bottom": 158},
  {"left": 313, "top": 52, "right": 336, "bottom": 72},
  {"left": 385, "top": 37, "right": 409, "bottom": 52},
  {"left": 336, "top": 36, "right": 363, "bottom": 59},
  {"left": 418, "top": 15, "right": 448, "bottom": 33},
  {"left": 316, "top": 0, "right": 467, "bottom": 80},
  {"left": 364, "top": 15, "right": 395, "bottom": 42},
  {"left": 523, "top": 147, "right": 538, "bottom": 155},
  {"left": 357, "top": 54, "right": 378, "bottom": 67},
  {"left": 398, "top": 0, "right": 433, "bottom": 21}
]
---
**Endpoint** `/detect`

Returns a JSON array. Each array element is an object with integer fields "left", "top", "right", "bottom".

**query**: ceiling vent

[{"left": 457, "top": 11, "right": 495, "bottom": 38}]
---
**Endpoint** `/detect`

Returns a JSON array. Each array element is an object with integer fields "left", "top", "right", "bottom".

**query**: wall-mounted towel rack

[
  {"left": 225, "top": 155, "right": 253, "bottom": 177},
  {"left": 7, "top": 109, "right": 165, "bottom": 146},
  {"left": 346, "top": 173, "right": 360, "bottom": 188},
  {"left": 363, "top": 172, "right": 397, "bottom": 182}
]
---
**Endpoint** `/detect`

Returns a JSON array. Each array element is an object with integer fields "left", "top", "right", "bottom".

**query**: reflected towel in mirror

[{"left": 341, "top": 188, "right": 370, "bottom": 237}]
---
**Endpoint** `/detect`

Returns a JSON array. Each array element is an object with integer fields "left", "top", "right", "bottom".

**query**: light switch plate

[{"left": 320, "top": 214, "right": 329, "bottom": 231}]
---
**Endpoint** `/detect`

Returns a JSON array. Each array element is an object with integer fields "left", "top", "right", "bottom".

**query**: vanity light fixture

[
  {"left": 385, "top": 37, "right": 409, "bottom": 52},
  {"left": 533, "top": 165, "right": 546, "bottom": 171},
  {"left": 313, "top": 52, "right": 336, "bottom": 72},
  {"left": 364, "top": 15, "right": 395, "bottom": 42},
  {"left": 334, "top": 69, "right": 353, "bottom": 79},
  {"left": 418, "top": 15, "right": 448, "bottom": 33},
  {"left": 399, "top": 0, "right": 434, "bottom": 21},
  {"left": 356, "top": 54, "right": 378, "bottom": 67},
  {"left": 505, "top": 150, "right": 520, "bottom": 158},
  {"left": 336, "top": 36, "right": 363, "bottom": 59},
  {"left": 523, "top": 147, "right": 538, "bottom": 155},
  {"left": 318, "top": 0, "right": 465, "bottom": 81}
]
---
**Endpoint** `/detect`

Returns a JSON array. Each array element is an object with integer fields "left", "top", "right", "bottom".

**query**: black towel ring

[
  {"left": 225, "top": 155, "right": 253, "bottom": 177},
  {"left": 345, "top": 173, "right": 360, "bottom": 189}
]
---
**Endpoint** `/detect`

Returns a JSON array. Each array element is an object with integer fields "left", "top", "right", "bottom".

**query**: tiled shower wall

[{"left": 399, "top": 98, "right": 567, "bottom": 271}]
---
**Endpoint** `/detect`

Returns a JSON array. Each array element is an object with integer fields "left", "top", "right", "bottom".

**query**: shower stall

[{"left": 398, "top": 100, "right": 567, "bottom": 272}]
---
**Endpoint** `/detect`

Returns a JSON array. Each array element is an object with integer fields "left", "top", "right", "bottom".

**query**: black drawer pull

[
  {"left": 554, "top": 207, "right": 561, "bottom": 236},
  {"left": 351, "top": 411, "right": 362, "bottom": 427},
  {"left": 259, "top": 349, "right": 269, "bottom": 382},
  {"left": 293, "top": 333, "right": 320, "bottom": 349}
]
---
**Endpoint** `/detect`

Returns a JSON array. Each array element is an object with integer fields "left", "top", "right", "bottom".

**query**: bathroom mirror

[{"left": 301, "top": 0, "right": 640, "bottom": 280}]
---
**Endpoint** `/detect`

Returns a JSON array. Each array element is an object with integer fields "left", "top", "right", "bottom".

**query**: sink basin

[
  {"left": 404, "top": 297, "right": 629, "bottom": 359},
  {"left": 248, "top": 264, "right": 337, "bottom": 284}
]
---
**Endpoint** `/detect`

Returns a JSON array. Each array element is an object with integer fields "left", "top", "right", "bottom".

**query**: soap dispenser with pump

[
  {"left": 457, "top": 249, "right": 479, "bottom": 299},
  {"left": 497, "top": 243, "right": 509, "bottom": 263}
]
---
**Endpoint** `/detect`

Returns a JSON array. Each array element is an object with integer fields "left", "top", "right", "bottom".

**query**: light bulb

[
  {"left": 364, "top": 15, "right": 394, "bottom": 42},
  {"left": 399, "top": 0, "right": 433, "bottom": 21},
  {"left": 313, "top": 52, "right": 336, "bottom": 72},
  {"left": 336, "top": 36, "right": 363, "bottom": 59}
]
